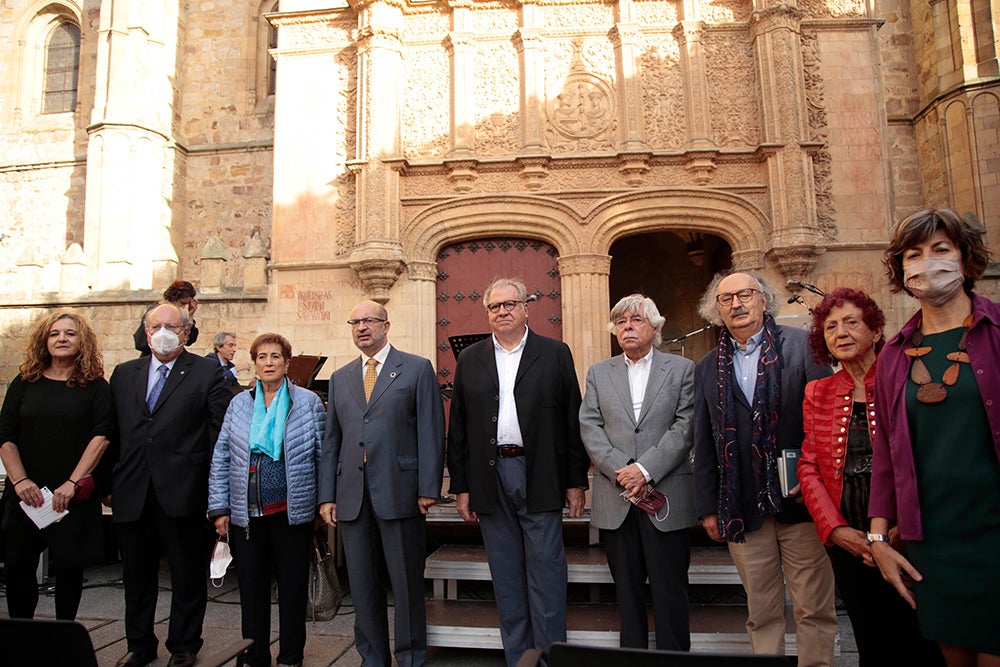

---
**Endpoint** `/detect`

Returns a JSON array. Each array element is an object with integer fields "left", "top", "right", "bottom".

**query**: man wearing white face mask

[{"left": 108, "top": 302, "right": 233, "bottom": 667}]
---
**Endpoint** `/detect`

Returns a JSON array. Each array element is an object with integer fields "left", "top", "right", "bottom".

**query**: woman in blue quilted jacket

[{"left": 208, "top": 333, "right": 325, "bottom": 667}]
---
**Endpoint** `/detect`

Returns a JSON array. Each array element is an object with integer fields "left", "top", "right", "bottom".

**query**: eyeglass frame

[
  {"left": 347, "top": 317, "right": 387, "bottom": 328},
  {"left": 715, "top": 288, "right": 760, "bottom": 307},
  {"left": 485, "top": 300, "right": 525, "bottom": 314},
  {"left": 145, "top": 323, "right": 187, "bottom": 334}
]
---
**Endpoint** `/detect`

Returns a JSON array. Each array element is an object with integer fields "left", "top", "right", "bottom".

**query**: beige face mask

[{"left": 903, "top": 257, "right": 964, "bottom": 307}]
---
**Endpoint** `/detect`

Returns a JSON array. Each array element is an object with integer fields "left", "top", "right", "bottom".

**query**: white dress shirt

[
  {"left": 624, "top": 348, "right": 654, "bottom": 482},
  {"left": 360, "top": 343, "right": 392, "bottom": 379},
  {"left": 494, "top": 327, "right": 528, "bottom": 447}
]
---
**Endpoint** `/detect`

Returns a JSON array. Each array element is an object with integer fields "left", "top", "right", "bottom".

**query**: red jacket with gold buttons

[{"left": 798, "top": 363, "right": 877, "bottom": 545}]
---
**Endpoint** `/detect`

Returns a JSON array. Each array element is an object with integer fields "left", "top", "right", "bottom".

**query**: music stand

[{"left": 448, "top": 333, "right": 491, "bottom": 361}]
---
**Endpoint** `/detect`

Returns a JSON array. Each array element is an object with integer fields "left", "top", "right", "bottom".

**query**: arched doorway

[
  {"left": 434, "top": 238, "right": 564, "bottom": 389},
  {"left": 608, "top": 231, "right": 731, "bottom": 362}
]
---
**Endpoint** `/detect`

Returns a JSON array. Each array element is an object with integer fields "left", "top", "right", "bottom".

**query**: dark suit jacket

[
  {"left": 318, "top": 346, "right": 445, "bottom": 521},
  {"left": 692, "top": 324, "right": 831, "bottom": 533},
  {"left": 205, "top": 351, "right": 242, "bottom": 391},
  {"left": 108, "top": 349, "right": 232, "bottom": 522},
  {"left": 447, "top": 329, "right": 589, "bottom": 514}
]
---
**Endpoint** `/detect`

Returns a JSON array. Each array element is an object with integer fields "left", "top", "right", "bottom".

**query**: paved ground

[{"left": 2, "top": 561, "right": 860, "bottom": 666}]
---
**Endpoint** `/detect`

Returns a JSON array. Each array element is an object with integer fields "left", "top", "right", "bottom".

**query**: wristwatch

[{"left": 866, "top": 532, "right": 890, "bottom": 546}]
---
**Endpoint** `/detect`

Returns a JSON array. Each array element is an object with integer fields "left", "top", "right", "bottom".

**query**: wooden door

[{"left": 435, "top": 238, "right": 563, "bottom": 389}]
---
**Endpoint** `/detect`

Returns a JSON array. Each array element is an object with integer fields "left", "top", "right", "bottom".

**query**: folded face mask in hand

[{"left": 210, "top": 537, "right": 233, "bottom": 587}]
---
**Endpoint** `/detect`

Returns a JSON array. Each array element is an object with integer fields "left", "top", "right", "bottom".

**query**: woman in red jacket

[{"left": 798, "top": 288, "right": 942, "bottom": 666}]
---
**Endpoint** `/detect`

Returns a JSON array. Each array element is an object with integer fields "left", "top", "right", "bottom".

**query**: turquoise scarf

[{"left": 249, "top": 378, "right": 290, "bottom": 461}]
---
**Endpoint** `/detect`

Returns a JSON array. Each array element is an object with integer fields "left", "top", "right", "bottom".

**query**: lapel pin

[{"left": 389, "top": 372, "right": 397, "bottom": 378}]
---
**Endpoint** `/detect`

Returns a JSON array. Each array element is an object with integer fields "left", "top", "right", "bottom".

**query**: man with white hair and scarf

[{"left": 692, "top": 271, "right": 837, "bottom": 666}]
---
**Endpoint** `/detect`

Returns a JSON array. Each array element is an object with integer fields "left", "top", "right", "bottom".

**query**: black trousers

[
  {"left": 230, "top": 513, "right": 312, "bottom": 667},
  {"left": 3, "top": 527, "right": 84, "bottom": 620},
  {"left": 826, "top": 545, "right": 945, "bottom": 666},
  {"left": 602, "top": 505, "right": 691, "bottom": 651},
  {"left": 116, "top": 487, "right": 213, "bottom": 655}
]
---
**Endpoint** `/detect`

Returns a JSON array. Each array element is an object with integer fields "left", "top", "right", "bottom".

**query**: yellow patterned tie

[{"left": 363, "top": 357, "right": 378, "bottom": 402}]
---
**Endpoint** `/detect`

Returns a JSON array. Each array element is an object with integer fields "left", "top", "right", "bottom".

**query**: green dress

[{"left": 906, "top": 327, "right": 1000, "bottom": 653}]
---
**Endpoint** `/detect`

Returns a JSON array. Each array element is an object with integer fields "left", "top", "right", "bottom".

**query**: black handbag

[{"left": 307, "top": 529, "right": 342, "bottom": 621}]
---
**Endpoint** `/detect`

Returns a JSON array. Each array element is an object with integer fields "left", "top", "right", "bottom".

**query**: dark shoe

[
  {"left": 167, "top": 650, "right": 197, "bottom": 667},
  {"left": 115, "top": 651, "right": 157, "bottom": 667}
]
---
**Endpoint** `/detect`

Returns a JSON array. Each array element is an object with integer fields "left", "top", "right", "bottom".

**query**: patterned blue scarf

[
  {"left": 714, "top": 315, "right": 783, "bottom": 542},
  {"left": 249, "top": 378, "right": 290, "bottom": 461}
]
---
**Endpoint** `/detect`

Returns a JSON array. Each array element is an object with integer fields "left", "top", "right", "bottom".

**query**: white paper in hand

[{"left": 19, "top": 486, "right": 69, "bottom": 529}]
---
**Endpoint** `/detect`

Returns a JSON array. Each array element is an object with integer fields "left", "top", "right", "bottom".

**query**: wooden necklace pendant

[{"left": 906, "top": 313, "right": 974, "bottom": 404}]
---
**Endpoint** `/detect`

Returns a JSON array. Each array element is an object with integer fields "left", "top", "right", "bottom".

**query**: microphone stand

[{"left": 662, "top": 324, "right": 715, "bottom": 359}]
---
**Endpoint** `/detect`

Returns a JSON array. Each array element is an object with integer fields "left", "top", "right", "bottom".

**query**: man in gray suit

[
  {"left": 579, "top": 294, "right": 697, "bottom": 651},
  {"left": 319, "top": 300, "right": 445, "bottom": 667}
]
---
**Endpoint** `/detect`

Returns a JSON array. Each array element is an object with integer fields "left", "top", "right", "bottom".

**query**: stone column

[
  {"left": 557, "top": 253, "right": 612, "bottom": 385},
  {"left": 405, "top": 260, "right": 441, "bottom": 363},
  {"left": 83, "top": 0, "right": 180, "bottom": 291},
  {"left": 351, "top": 0, "right": 407, "bottom": 299},
  {"left": 445, "top": 0, "right": 475, "bottom": 157},
  {"left": 610, "top": 0, "right": 647, "bottom": 153},
  {"left": 514, "top": 0, "right": 546, "bottom": 154},
  {"left": 750, "top": 4, "right": 825, "bottom": 281}
]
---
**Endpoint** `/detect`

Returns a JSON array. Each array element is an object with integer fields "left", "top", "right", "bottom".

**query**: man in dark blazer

[
  {"left": 579, "top": 294, "right": 697, "bottom": 651},
  {"left": 109, "top": 302, "right": 232, "bottom": 667},
  {"left": 691, "top": 272, "right": 836, "bottom": 667},
  {"left": 318, "top": 300, "right": 445, "bottom": 667},
  {"left": 205, "top": 331, "right": 244, "bottom": 393},
  {"left": 447, "top": 278, "right": 590, "bottom": 667}
]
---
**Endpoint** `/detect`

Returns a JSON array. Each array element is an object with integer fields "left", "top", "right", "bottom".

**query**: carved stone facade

[{"left": 1, "top": 0, "right": 998, "bottom": 388}]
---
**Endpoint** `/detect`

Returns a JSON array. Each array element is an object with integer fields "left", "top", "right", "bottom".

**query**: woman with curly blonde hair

[{"left": 0, "top": 312, "right": 114, "bottom": 619}]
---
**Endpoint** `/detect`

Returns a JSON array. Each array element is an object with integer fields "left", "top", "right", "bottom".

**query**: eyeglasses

[
  {"left": 347, "top": 317, "right": 386, "bottom": 327},
  {"left": 613, "top": 316, "right": 647, "bottom": 329},
  {"left": 715, "top": 288, "right": 760, "bottom": 306},
  {"left": 146, "top": 323, "right": 185, "bottom": 334},
  {"left": 486, "top": 300, "right": 524, "bottom": 314}
]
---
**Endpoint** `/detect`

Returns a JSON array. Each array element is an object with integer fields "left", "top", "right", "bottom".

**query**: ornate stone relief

[
  {"left": 699, "top": 1, "right": 750, "bottom": 25},
  {"left": 275, "top": 15, "right": 355, "bottom": 50},
  {"left": 543, "top": 3, "right": 613, "bottom": 31},
  {"left": 544, "top": 40, "right": 617, "bottom": 153},
  {"left": 468, "top": 7, "right": 519, "bottom": 34},
  {"left": 335, "top": 50, "right": 358, "bottom": 256},
  {"left": 798, "top": 0, "right": 868, "bottom": 19},
  {"left": 402, "top": 10, "right": 449, "bottom": 41},
  {"left": 704, "top": 31, "right": 760, "bottom": 147},
  {"left": 474, "top": 43, "right": 520, "bottom": 156},
  {"left": 402, "top": 47, "right": 450, "bottom": 159},
  {"left": 633, "top": 2, "right": 679, "bottom": 27},
  {"left": 639, "top": 33, "right": 686, "bottom": 149},
  {"left": 801, "top": 30, "right": 837, "bottom": 241}
]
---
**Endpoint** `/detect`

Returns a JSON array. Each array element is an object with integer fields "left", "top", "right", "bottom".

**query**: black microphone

[{"left": 786, "top": 280, "right": 825, "bottom": 297}]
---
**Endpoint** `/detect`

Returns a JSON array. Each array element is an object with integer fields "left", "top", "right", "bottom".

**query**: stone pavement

[{"left": 2, "top": 561, "right": 859, "bottom": 666}]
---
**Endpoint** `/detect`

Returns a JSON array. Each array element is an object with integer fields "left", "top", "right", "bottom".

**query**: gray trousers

[{"left": 478, "top": 456, "right": 568, "bottom": 667}]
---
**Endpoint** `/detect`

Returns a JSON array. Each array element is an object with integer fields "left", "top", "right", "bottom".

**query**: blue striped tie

[{"left": 147, "top": 364, "right": 169, "bottom": 412}]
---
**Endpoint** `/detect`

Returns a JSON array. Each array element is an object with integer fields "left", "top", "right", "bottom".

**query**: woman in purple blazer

[{"left": 869, "top": 208, "right": 1000, "bottom": 665}]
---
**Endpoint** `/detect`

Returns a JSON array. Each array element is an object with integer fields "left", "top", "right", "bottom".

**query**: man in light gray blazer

[
  {"left": 579, "top": 294, "right": 697, "bottom": 651},
  {"left": 319, "top": 300, "right": 445, "bottom": 667}
]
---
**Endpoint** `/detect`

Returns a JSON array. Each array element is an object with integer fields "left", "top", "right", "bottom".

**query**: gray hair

[
  {"left": 696, "top": 271, "right": 779, "bottom": 326},
  {"left": 483, "top": 277, "right": 527, "bottom": 307},
  {"left": 213, "top": 331, "right": 236, "bottom": 349},
  {"left": 142, "top": 302, "right": 192, "bottom": 330},
  {"left": 607, "top": 294, "right": 665, "bottom": 346}
]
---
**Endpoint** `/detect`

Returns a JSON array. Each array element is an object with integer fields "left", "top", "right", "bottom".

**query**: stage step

[
  {"left": 426, "top": 600, "right": 823, "bottom": 654},
  {"left": 425, "top": 544, "right": 742, "bottom": 599}
]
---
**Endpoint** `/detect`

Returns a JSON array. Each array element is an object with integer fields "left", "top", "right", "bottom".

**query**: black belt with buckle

[{"left": 497, "top": 445, "right": 525, "bottom": 458}]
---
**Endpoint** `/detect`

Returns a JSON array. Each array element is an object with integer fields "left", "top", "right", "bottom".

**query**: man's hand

[
  {"left": 614, "top": 463, "right": 647, "bottom": 497},
  {"left": 455, "top": 492, "right": 478, "bottom": 523},
  {"left": 418, "top": 496, "right": 438, "bottom": 514},
  {"left": 214, "top": 515, "right": 230, "bottom": 536},
  {"left": 319, "top": 502, "right": 337, "bottom": 526},
  {"left": 701, "top": 513, "right": 725, "bottom": 542},
  {"left": 565, "top": 487, "right": 585, "bottom": 518},
  {"left": 788, "top": 482, "right": 805, "bottom": 504}
]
